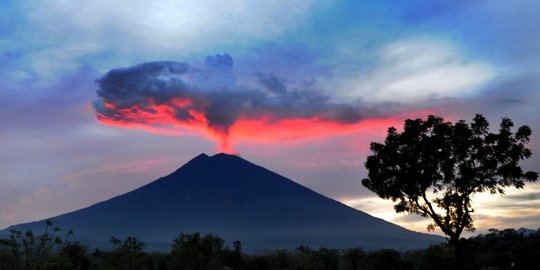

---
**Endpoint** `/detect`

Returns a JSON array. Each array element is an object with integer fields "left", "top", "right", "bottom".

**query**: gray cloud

[
  {"left": 94, "top": 54, "right": 374, "bottom": 137},
  {"left": 256, "top": 72, "right": 288, "bottom": 96},
  {"left": 484, "top": 203, "right": 540, "bottom": 210},
  {"left": 392, "top": 214, "right": 427, "bottom": 223},
  {"left": 505, "top": 192, "right": 540, "bottom": 202}
]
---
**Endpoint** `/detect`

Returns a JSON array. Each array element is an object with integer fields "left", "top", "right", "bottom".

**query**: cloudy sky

[{"left": 1, "top": 0, "right": 539, "bottom": 236}]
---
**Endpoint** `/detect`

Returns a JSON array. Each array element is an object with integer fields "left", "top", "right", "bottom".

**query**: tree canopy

[{"left": 361, "top": 114, "right": 538, "bottom": 269}]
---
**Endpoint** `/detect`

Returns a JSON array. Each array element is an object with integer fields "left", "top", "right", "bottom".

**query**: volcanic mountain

[{"left": 3, "top": 153, "right": 443, "bottom": 251}]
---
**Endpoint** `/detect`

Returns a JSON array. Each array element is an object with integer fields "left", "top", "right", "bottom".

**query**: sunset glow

[
  {"left": 1, "top": 0, "right": 539, "bottom": 237},
  {"left": 97, "top": 96, "right": 435, "bottom": 153}
]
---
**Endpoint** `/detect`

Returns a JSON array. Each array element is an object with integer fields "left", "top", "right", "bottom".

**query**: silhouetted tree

[
  {"left": 272, "top": 249, "right": 291, "bottom": 269},
  {"left": 170, "top": 232, "right": 225, "bottom": 270},
  {"left": 108, "top": 236, "right": 146, "bottom": 270},
  {"left": 362, "top": 114, "right": 538, "bottom": 270},
  {"left": 466, "top": 228, "right": 540, "bottom": 270},
  {"left": 245, "top": 255, "right": 273, "bottom": 270},
  {"left": 362, "top": 249, "right": 401, "bottom": 270},
  {"left": 292, "top": 245, "right": 318, "bottom": 269},
  {"left": 318, "top": 248, "right": 340, "bottom": 270},
  {"left": 416, "top": 244, "right": 455, "bottom": 270},
  {"left": 0, "top": 220, "right": 84, "bottom": 270},
  {"left": 56, "top": 241, "right": 88, "bottom": 270},
  {"left": 224, "top": 240, "right": 244, "bottom": 269},
  {"left": 341, "top": 248, "right": 365, "bottom": 270},
  {"left": 4, "top": 227, "right": 540, "bottom": 270}
]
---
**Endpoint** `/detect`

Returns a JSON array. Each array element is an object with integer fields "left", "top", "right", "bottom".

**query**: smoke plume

[{"left": 94, "top": 54, "right": 392, "bottom": 152}]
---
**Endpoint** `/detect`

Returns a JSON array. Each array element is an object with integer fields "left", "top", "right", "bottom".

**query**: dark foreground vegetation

[{"left": 1, "top": 221, "right": 539, "bottom": 270}]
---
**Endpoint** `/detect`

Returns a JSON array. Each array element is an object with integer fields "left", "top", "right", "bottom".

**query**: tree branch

[{"left": 419, "top": 193, "right": 454, "bottom": 237}]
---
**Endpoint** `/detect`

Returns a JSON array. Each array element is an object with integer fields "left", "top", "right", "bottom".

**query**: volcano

[{"left": 3, "top": 153, "right": 442, "bottom": 251}]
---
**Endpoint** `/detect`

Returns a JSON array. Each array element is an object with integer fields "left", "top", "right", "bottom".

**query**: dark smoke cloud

[{"left": 94, "top": 54, "right": 373, "bottom": 136}]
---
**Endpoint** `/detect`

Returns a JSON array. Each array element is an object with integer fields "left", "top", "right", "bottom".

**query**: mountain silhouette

[{"left": 3, "top": 153, "right": 442, "bottom": 251}]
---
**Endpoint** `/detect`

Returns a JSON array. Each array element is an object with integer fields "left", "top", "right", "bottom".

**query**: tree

[
  {"left": 170, "top": 232, "right": 225, "bottom": 270},
  {"left": 224, "top": 240, "right": 244, "bottom": 269},
  {"left": 361, "top": 114, "right": 538, "bottom": 270},
  {"left": 362, "top": 249, "right": 401, "bottom": 270},
  {"left": 0, "top": 220, "right": 84, "bottom": 270},
  {"left": 108, "top": 236, "right": 146, "bottom": 270},
  {"left": 341, "top": 248, "right": 365, "bottom": 270}
]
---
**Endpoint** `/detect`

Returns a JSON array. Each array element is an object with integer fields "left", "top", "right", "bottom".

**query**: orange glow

[
  {"left": 171, "top": 98, "right": 193, "bottom": 108},
  {"left": 97, "top": 99, "right": 436, "bottom": 153},
  {"left": 224, "top": 110, "right": 436, "bottom": 151},
  {"left": 229, "top": 117, "right": 395, "bottom": 142}
]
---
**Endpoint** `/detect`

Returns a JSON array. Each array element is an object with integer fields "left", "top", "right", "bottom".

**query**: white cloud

[
  {"left": 341, "top": 183, "right": 540, "bottom": 237},
  {"left": 340, "top": 38, "right": 496, "bottom": 103},
  {"left": 13, "top": 0, "right": 315, "bottom": 83},
  {"left": 24, "top": 0, "right": 314, "bottom": 44}
]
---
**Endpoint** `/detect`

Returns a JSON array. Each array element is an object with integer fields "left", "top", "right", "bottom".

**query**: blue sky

[{"left": 1, "top": 0, "right": 539, "bottom": 235}]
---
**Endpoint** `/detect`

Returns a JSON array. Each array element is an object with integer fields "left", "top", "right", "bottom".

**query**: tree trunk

[{"left": 451, "top": 236, "right": 465, "bottom": 270}]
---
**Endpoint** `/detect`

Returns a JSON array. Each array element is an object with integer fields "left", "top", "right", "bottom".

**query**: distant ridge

[{"left": 3, "top": 153, "right": 443, "bottom": 251}]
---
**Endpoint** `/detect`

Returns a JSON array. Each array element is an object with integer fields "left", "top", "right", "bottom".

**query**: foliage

[
  {"left": 0, "top": 220, "right": 86, "bottom": 270},
  {"left": 361, "top": 249, "right": 401, "bottom": 270},
  {"left": 104, "top": 236, "right": 147, "bottom": 270},
  {"left": 466, "top": 228, "right": 540, "bottom": 270},
  {"left": 2, "top": 225, "right": 540, "bottom": 269},
  {"left": 170, "top": 232, "right": 226, "bottom": 270},
  {"left": 341, "top": 248, "right": 365, "bottom": 270},
  {"left": 415, "top": 243, "right": 456, "bottom": 270},
  {"left": 361, "top": 114, "right": 538, "bottom": 269}
]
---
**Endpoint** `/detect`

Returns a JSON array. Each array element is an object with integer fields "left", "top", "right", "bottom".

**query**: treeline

[{"left": 1, "top": 221, "right": 539, "bottom": 270}]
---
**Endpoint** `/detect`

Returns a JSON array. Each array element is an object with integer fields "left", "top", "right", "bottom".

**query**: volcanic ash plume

[{"left": 94, "top": 54, "right": 386, "bottom": 152}]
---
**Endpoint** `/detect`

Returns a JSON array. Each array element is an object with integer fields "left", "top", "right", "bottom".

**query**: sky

[{"left": 1, "top": 0, "right": 539, "bottom": 236}]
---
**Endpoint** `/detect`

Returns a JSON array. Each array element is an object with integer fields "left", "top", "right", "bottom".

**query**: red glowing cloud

[
  {"left": 94, "top": 54, "right": 435, "bottom": 152},
  {"left": 97, "top": 96, "right": 433, "bottom": 152}
]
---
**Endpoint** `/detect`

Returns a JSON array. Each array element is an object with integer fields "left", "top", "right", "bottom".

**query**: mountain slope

[{"left": 3, "top": 153, "right": 443, "bottom": 251}]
